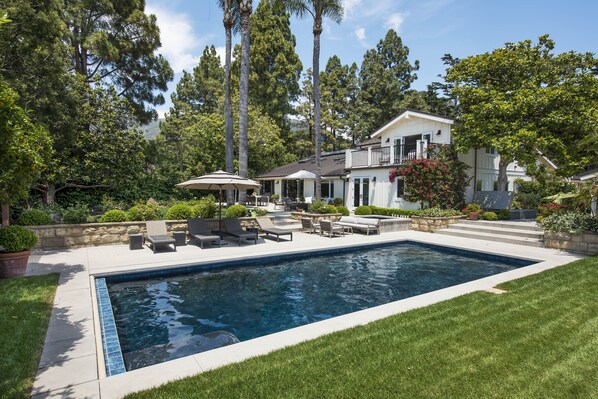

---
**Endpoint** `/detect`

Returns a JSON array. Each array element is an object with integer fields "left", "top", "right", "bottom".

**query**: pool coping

[{"left": 30, "top": 230, "right": 585, "bottom": 398}]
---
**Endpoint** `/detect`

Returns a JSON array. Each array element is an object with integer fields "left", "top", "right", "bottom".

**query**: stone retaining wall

[
  {"left": 410, "top": 216, "right": 465, "bottom": 233},
  {"left": 544, "top": 231, "right": 598, "bottom": 255},
  {"left": 29, "top": 218, "right": 261, "bottom": 250},
  {"left": 289, "top": 212, "right": 342, "bottom": 222}
]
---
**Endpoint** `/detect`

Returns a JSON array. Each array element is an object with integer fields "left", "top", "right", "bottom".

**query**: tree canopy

[{"left": 445, "top": 35, "right": 598, "bottom": 187}]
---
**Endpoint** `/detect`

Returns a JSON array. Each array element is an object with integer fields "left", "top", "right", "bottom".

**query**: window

[
  {"left": 321, "top": 181, "right": 334, "bottom": 198},
  {"left": 476, "top": 180, "right": 483, "bottom": 191},
  {"left": 397, "top": 177, "right": 406, "bottom": 198},
  {"left": 485, "top": 148, "right": 496, "bottom": 155}
]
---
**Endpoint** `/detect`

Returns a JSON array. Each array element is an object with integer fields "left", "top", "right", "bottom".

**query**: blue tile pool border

[
  {"left": 95, "top": 278, "right": 126, "bottom": 376},
  {"left": 103, "top": 240, "right": 537, "bottom": 284}
]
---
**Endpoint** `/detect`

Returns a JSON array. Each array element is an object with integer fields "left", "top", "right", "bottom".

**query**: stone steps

[
  {"left": 436, "top": 220, "right": 544, "bottom": 248},
  {"left": 272, "top": 214, "right": 302, "bottom": 231}
]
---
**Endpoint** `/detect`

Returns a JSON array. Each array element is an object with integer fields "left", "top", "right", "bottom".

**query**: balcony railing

[{"left": 350, "top": 142, "right": 444, "bottom": 168}]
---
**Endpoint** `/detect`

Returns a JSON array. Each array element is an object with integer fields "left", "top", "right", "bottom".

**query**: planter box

[
  {"left": 544, "top": 230, "right": 598, "bottom": 255},
  {"left": 410, "top": 215, "right": 466, "bottom": 233}
]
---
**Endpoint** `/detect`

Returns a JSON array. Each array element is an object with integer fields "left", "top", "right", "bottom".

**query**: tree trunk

[
  {"left": 42, "top": 182, "right": 57, "bottom": 205},
  {"left": 223, "top": 4, "right": 235, "bottom": 206},
  {"left": 1, "top": 202, "right": 9, "bottom": 226},
  {"left": 497, "top": 158, "right": 509, "bottom": 192},
  {"left": 313, "top": 21, "right": 322, "bottom": 201},
  {"left": 238, "top": 0, "right": 252, "bottom": 204}
]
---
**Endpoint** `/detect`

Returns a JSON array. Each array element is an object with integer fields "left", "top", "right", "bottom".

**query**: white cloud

[
  {"left": 146, "top": 4, "right": 201, "bottom": 73},
  {"left": 342, "top": 0, "right": 362, "bottom": 16},
  {"left": 386, "top": 12, "right": 408, "bottom": 31},
  {"left": 354, "top": 27, "right": 366, "bottom": 41}
]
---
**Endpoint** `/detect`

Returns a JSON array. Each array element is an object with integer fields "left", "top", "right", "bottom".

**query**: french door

[{"left": 353, "top": 178, "right": 370, "bottom": 207}]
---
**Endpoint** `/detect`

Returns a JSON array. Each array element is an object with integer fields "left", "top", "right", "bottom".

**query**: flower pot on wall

[
  {"left": 469, "top": 212, "right": 479, "bottom": 220},
  {"left": 0, "top": 250, "right": 32, "bottom": 278}
]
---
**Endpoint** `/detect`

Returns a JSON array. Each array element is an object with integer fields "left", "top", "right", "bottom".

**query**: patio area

[{"left": 27, "top": 230, "right": 583, "bottom": 398}]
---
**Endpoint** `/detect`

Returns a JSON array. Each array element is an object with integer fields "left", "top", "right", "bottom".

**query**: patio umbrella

[
  {"left": 283, "top": 170, "right": 316, "bottom": 200},
  {"left": 177, "top": 170, "right": 260, "bottom": 244}
]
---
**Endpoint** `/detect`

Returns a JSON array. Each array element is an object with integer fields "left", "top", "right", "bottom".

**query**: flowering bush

[
  {"left": 392, "top": 146, "right": 470, "bottom": 209},
  {"left": 539, "top": 212, "right": 598, "bottom": 233},
  {"left": 538, "top": 202, "right": 566, "bottom": 217},
  {"left": 462, "top": 203, "right": 481, "bottom": 216},
  {"left": 416, "top": 207, "right": 461, "bottom": 217}
]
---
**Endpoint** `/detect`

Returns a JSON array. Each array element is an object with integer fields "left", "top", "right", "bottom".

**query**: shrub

[
  {"left": 127, "top": 204, "right": 162, "bottom": 221},
  {"left": 252, "top": 207, "right": 268, "bottom": 217},
  {"left": 225, "top": 204, "right": 248, "bottom": 218},
  {"left": 539, "top": 212, "right": 598, "bottom": 233},
  {"left": 15, "top": 209, "right": 53, "bottom": 226},
  {"left": 536, "top": 215, "right": 544, "bottom": 223},
  {"left": 496, "top": 209, "right": 511, "bottom": 220},
  {"left": 538, "top": 202, "right": 567, "bottom": 217},
  {"left": 308, "top": 200, "right": 327, "bottom": 214},
  {"left": 336, "top": 206, "right": 350, "bottom": 216},
  {"left": 270, "top": 194, "right": 280, "bottom": 200},
  {"left": 166, "top": 203, "right": 194, "bottom": 220},
  {"left": 100, "top": 209, "right": 128, "bottom": 223},
  {"left": 62, "top": 206, "right": 88, "bottom": 224},
  {"left": 368, "top": 205, "right": 419, "bottom": 217},
  {"left": 416, "top": 208, "right": 461, "bottom": 217},
  {"left": 513, "top": 178, "right": 576, "bottom": 209},
  {"left": 323, "top": 205, "right": 337, "bottom": 214},
  {"left": 191, "top": 197, "right": 218, "bottom": 218},
  {"left": 87, "top": 215, "right": 102, "bottom": 223},
  {"left": 0, "top": 226, "right": 38, "bottom": 253},
  {"left": 480, "top": 211, "right": 498, "bottom": 221},
  {"left": 355, "top": 205, "right": 372, "bottom": 215},
  {"left": 332, "top": 198, "right": 343, "bottom": 206}
]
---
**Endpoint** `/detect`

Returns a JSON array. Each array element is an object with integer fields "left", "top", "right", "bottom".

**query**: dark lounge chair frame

[
  {"left": 187, "top": 218, "right": 221, "bottom": 248},
  {"left": 145, "top": 220, "right": 177, "bottom": 253},
  {"left": 256, "top": 217, "right": 293, "bottom": 242},
  {"left": 223, "top": 218, "right": 258, "bottom": 245}
]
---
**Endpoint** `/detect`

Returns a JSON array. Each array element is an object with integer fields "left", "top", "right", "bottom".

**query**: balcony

[{"left": 349, "top": 143, "right": 443, "bottom": 169}]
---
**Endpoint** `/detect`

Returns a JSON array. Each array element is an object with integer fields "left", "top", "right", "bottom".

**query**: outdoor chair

[
  {"left": 145, "top": 220, "right": 176, "bottom": 253},
  {"left": 319, "top": 220, "right": 345, "bottom": 238},
  {"left": 282, "top": 197, "right": 298, "bottom": 211},
  {"left": 223, "top": 218, "right": 258, "bottom": 245},
  {"left": 301, "top": 218, "right": 320, "bottom": 234},
  {"left": 187, "top": 218, "right": 221, "bottom": 249},
  {"left": 256, "top": 217, "right": 293, "bottom": 242},
  {"left": 273, "top": 198, "right": 285, "bottom": 210}
]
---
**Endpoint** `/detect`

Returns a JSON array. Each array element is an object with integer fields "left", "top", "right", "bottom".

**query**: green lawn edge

[
  {"left": 125, "top": 256, "right": 598, "bottom": 399},
  {"left": 0, "top": 273, "right": 59, "bottom": 398}
]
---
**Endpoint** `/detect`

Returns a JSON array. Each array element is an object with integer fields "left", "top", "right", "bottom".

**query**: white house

[{"left": 345, "top": 109, "right": 530, "bottom": 210}]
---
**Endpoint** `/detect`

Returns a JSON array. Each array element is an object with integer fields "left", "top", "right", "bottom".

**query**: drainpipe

[{"left": 474, "top": 148, "right": 478, "bottom": 192}]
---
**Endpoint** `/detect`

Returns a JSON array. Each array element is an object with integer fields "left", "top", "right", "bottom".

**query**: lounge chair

[
  {"left": 223, "top": 218, "right": 258, "bottom": 245},
  {"left": 187, "top": 218, "right": 221, "bottom": 248},
  {"left": 256, "top": 217, "right": 293, "bottom": 242},
  {"left": 301, "top": 218, "right": 320, "bottom": 234},
  {"left": 319, "top": 220, "right": 345, "bottom": 238},
  {"left": 145, "top": 221, "right": 176, "bottom": 253}
]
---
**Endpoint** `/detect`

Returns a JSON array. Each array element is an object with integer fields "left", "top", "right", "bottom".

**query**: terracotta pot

[
  {"left": 469, "top": 212, "right": 479, "bottom": 221},
  {"left": 0, "top": 250, "right": 31, "bottom": 279}
]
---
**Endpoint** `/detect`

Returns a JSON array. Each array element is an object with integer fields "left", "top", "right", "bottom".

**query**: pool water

[{"left": 106, "top": 242, "right": 533, "bottom": 371}]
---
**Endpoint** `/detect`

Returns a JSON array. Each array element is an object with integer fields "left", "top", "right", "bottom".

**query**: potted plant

[
  {"left": 462, "top": 203, "right": 482, "bottom": 220},
  {"left": 0, "top": 226, "right": 38, "bottom": 278}
]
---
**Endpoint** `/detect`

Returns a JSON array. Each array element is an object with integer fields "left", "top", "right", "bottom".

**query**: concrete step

[
  {"left": 271, "top": 216, "right": 302, "bottom": 230},
  {"left": 436, "top": 229, "right": 544, "bottom": 248},
  {"left": 459, "top": 220, "right": 542, "bottom": 232},
  {"left": 448, "top": 223, "right": 544, "bottom": 239}
]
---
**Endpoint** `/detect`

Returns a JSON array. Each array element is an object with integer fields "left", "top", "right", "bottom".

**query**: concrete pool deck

[{"left": 27, "top": 230, "right": 584, "bottom": 398}]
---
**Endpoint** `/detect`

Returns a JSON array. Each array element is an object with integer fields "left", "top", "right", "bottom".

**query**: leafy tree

[
  {"left": 356, "top": 29, "right": 419, "bottom": 138},
  {"left": 0, "top": 80, "right": 51, "bottom": 225},
  {"left": 445, "top": 35, "right": 598, "bottom": 189},
  {"left": 63, "top": 0, "right": 173, "bottom": 123},
  {"left": 170, "top": 46, "right": 225, "bottom": 115},
  {"left": 320, "top": 55, "right": 357, "bottom": 149},
  {"left": 238, "top": 0, "right": 253, "bottom": 203},
  {"left": 35, "top": 82, "right": 147, "bottom": 204},
  {"left": 241, "top": 0, "right": 302, "bottom": 144},
  {"left": 285, "top": 0, "right": 344, "bottom": 201}
]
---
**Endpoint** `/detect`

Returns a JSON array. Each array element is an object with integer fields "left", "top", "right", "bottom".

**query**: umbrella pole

[{"left": 219, "top": 187, "right": 223, "bottom": 241}]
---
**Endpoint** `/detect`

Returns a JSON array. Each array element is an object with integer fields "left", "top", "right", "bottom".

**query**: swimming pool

[{"left": 97, "top": 241, "right": 535, "bottom": 374}]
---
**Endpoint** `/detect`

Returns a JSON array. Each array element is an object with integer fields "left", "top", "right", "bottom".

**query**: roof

[
  {"left": 371, "top": 109, "right": 455, "bottom": 138},
  {"left": 256, "top": 151, "right": 347, "bottom": 179}
]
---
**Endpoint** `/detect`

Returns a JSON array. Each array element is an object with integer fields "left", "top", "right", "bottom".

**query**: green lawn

[
  {"left": 126, "top": 256, "right": 598, "bottom": 399},
  {"left": 0, "top": 274, "right": 59, "bottom": 398}
]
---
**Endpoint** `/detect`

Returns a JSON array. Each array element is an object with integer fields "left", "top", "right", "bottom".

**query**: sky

[{"left": 145, "top": 0, "right": 598, "bottom": 119}]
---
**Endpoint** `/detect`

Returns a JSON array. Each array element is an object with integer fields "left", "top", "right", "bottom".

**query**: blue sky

[{"left": 146, "top": 0, "right": 598, "bottom": 118}]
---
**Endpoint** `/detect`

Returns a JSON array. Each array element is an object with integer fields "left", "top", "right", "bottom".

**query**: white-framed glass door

[{"left": 353, "top": 177, "right": 370, "bottom": 207}]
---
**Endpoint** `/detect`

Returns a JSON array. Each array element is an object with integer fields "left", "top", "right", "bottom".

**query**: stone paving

[{"left": 27, "top": 229, "right": 584, "bottom": 398}]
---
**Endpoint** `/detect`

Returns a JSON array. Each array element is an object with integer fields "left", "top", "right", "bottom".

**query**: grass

[
  {"left": 126, "top": 256, "right": 598, "bottom": 399},
  {"left": 0, "top": 274, "right": 59, "bottom": 398}
]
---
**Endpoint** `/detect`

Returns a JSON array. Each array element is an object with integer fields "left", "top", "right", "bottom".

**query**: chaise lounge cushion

[{"left": 336, "top": 216, "right": 380, "bottom": 235}]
